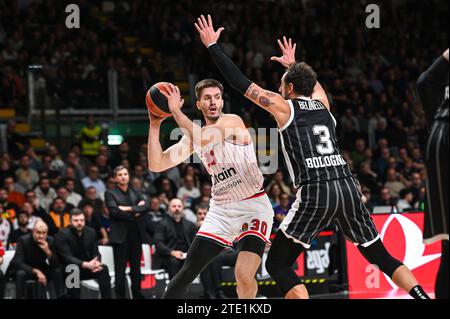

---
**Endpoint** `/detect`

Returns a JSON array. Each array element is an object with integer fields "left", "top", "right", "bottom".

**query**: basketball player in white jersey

[{"left": 148, "top": 79, "right": 273, "bottom": 298}]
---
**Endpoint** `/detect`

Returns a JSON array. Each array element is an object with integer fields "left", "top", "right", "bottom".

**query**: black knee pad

[
  {"left": 357, "top": 239, "right": 403, "bottom": 278},
  {"left": 265, "top": 231, "right": 306, "bottom": 296}
]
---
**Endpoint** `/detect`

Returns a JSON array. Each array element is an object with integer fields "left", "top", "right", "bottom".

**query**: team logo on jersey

[
  {"left": 241, "top": 223, "right": 248, "bottom": 232},
  {"left": 204, "top": 150, "right": 217, "bottom": 168}
]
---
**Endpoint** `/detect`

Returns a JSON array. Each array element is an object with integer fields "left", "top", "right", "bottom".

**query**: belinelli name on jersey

[{"left": 305, "top": 154, "right": 347, "bottom": 169}]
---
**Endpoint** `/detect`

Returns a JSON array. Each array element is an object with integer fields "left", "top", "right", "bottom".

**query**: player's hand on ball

[
  {"left": 271, "top": 36, "right": 296, "bottom": 68},
  {"left": 194, "top": 14, "right": 224, "bottom": 47},
  {"left": 148, "top": 110, "right": 166, "bottom": 125},
  {"left": 160, "top": 85, "right": 185, "bottom": 114}
]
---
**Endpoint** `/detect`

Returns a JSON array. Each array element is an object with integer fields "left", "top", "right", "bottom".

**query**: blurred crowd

[{"left": 0, "top": 0, "right": 448, "bottom": 263}]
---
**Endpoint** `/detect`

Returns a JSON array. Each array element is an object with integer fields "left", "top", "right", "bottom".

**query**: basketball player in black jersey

[
  {"left": 195, "top": 14, "right": 430, "bottom": 299},
  {"left": 417, "top": 48, "right": 449, "bottom": 299}
]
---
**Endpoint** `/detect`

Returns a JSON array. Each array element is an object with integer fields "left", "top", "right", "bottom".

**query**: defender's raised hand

[
  {"left": 194, "top": 14, "right": 224, "bottom": 47},
  {"left": 271, "top": 36, "right": 296, "bottom": 68}
]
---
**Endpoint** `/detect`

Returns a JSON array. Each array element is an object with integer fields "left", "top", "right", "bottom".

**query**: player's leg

[
  {"left": 435, "top": 240, "right": 449, "bottom": 299},
  {"left": 267, "top": 181, "right": 339, "bottom": 298},
  {"left": 235, "top": 236, "right": 265, "bottom": 298},
  {"left": 162, "top": 236, "right": 225, "bottom": 299},
  {"left": 265, "top": 230, "right": 308, "bottom": 298},
  {"left": 424, "top": 121, "right": 449, "bottom": 299},
  {"left": 340, "top": 177, "right": 430, "bottom": 299}
]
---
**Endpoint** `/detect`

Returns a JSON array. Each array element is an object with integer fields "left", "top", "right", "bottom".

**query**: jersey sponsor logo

[
  {"left": 212, "top": 167, "right": 243, "bottom": 194},
  {"left": 305, "top": 154, "right": 347, "bottom": 169},
  {"left": 212, "top": 167, "right": 238, "bottom": 184}
]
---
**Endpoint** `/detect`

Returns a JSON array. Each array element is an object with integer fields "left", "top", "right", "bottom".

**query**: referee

[{"left": 417, "top": 48, "right": 449, "bottom": 299}]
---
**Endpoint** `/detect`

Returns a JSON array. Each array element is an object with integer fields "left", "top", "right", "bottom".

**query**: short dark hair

[
  {"left": 195, "top": 203, "right": 209, "bottom": 214},
  {"left": 113, "top": 165, "right": 128, "bottom": 177},
  {"left": 195, "top": 79, "right": 224, "bottom": 99},
  {"left": 70, "top": 208, "right": 84, "bottom": 218},
  {"left": 284, "top": 62, "right": 317, "bottom": 97}
]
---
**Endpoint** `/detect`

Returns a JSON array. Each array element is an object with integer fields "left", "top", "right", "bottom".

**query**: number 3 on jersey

[{"left": 313, "top": 125, "right": 334, "bottom": 155}]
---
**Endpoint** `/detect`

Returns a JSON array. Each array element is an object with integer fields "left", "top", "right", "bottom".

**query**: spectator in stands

[
  {"left": 95, "top": 154, "right": 112, "bottom": 181},
  {"left": 0, "top": 157, "right": 14, "bottom": 182},
  {"left": 397, "top": 189, "right": 414, "bottom": 212},
  {"left": 81, "top": 203, "right": 109, "bottom": 245},
  {"left": 0, "top": 187, "right": 18, "bottom": 217},
  {"left": 157, "top": 177, "right": 177, "bottom": 200},
  {"left": 357, "top": 161, "right": 382, "bottom": 195},
  {"left": 376, "top": 187, "right": 397, "bottom": 207},
  {"left": 47, "top": 145, "right": 65, "bottom": 176},
  {"left": 0, "top": 206, "right": 11, "bottom": 248},
  {"left": 55, "top": 209, "right": 112, "bottom": 299},
  {"left": 64, "top": 152, "right": 85, "bottom": 181},
  {"left": 177, "top": 175, "right": 200, "bottom": 211},
  {"left": 47, "top": 197, "right": 70, "bottom": 234},
  {"left": 143, "top": 196, "right": 167, "bottom": 245},
  {"left": 65, "top": 178, "right": 82, "bottom": 208},
  {"left": 34, "top": 177, "right": 57, "bottom": 212},
  {"left": 191, "top": 182, "right": 212, "bottom": 209},
  {"left": 23, "top": 190, "right": 53, "bottom": 228},
  {"left": 0, "top": 240, "right": 5, "bottom": 298},
  {"left": 15, "top": 202, "right": 38, "bottom": 231},
  {"left": 10, "top": 220, "right": 64, "bottom": 299},
  {"left": 24, "top": 147, "right": 43, "bottom": 172},
  {"left": 105, "top": 175, "right": 116, "bottom": 192},
  {"left": 133, "top": 164, "right": 157, "bottom": 196},
  {"left": 408, "top": 172, "right": 425, "bottom": 207},
  {"left": 109, "top": 141, "right": 134, "bottom": 169},
  {"left": 350, "top": 139, "right": 367, "bottom": 171},
  {"left": 56, "top": 186, "right": 75, "bottom": 211},
  {"left": 79, "top": 115, "right": 102, "bottom": 164},
  {"left": 154, "top": 198, "right": 197, "bottom": 279},
  {"left": 373, "top": 147, "right": 391, "bottom": 182},
  {"left": 6, "top": 120, "right": 29, "bottom": 160},
  {"left": 8, "top": 210, "right": 31, "bottom": 249},
  {"left": 266, "top": 170, "right": 290, "bottom": 194},
  {"left": 78, "top": 186, "right": 104, "bottom": 219},
  {"left": 266, "top": 183, "right": 283, "bottom": 208},
  {"left": 273, "top": 193, "right": 291, "bottom": 232},
  {"left": 384, "top": 168, "right": 406, "bottom": 199},
  {"left": 15, "top": 155, "right": 39, "bottom": 191},
  {"left": 105, "top": 165, "right": 150, "bottom": 299},
  {"left": 3, "top": 176, "right": 25, "bottom": 207},
  {"left": 81, "top": 165, "right": 106, "bottom": 200}
]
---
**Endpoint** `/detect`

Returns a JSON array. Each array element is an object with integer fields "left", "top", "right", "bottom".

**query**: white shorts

[{"left": 197, "top": 193, "right": 274, "bottom": 247}]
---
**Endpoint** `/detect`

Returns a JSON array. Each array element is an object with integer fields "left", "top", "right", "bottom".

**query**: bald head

[{"left": 33, "top": 219, "right": 48, "bottom": 242}]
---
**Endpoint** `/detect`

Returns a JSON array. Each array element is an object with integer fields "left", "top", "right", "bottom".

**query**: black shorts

[
  {"left": 424, "top": 120, "right": 449, "bottom": 244},
  {"left": 280, "top": 176, "right": 379, "bottom": 248}
]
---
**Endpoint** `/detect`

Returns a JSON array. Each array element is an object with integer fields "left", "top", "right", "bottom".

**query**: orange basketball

[{"left": 146, "top": 82, "right": 173, "bottom": 118}]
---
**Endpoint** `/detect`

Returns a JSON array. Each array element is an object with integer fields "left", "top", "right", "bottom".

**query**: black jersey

[{"left": 278, "top": 97, "right": 353, "bottom": 188}]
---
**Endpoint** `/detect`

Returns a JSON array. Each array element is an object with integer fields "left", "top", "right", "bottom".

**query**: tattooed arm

[{"left": 195, "top": 14, "right": 291, "bottom": 128}]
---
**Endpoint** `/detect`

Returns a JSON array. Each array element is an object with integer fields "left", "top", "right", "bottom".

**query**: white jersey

[{"left": 195, "top": 139, "right": 264, "bottom": 205}]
